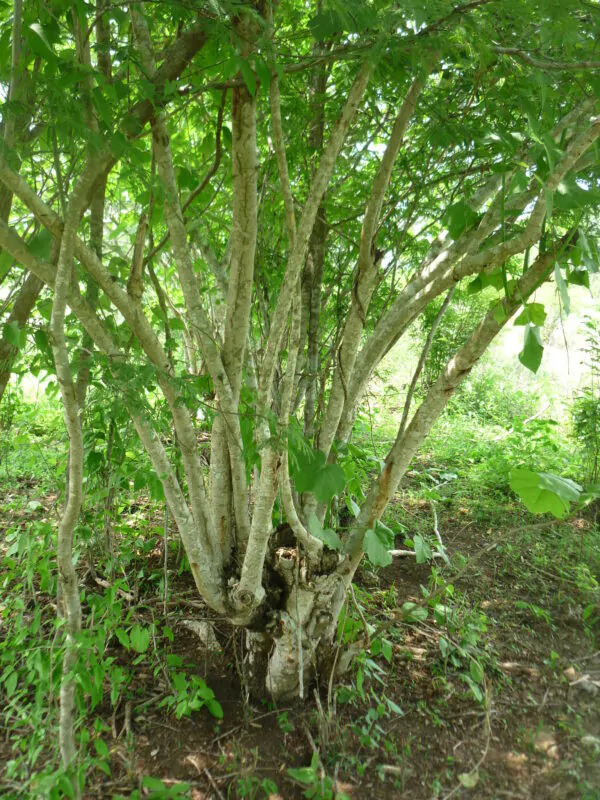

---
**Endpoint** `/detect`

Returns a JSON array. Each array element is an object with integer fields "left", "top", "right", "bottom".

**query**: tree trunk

[{"left": 244, "top": 555, "right": 347, "bottom": 701}]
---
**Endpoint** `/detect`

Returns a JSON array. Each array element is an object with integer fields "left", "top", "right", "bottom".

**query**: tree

[{"left": 0, "top": 0, "right": 599, "bottom": 763}]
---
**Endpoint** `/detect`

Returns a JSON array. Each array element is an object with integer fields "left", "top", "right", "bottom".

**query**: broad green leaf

[
  {"left": 567, "top": 268, "right": 590, "bottom": 288},
  {"left": 27, "top": 229, "right": 52, "bottom": 261},
  {"left": 4, "top": 670, "right": 17, "bottom": 695},
  {"left": 130, "top": 625, "right": 150, "bottom": 654},
  {"left": 363, "top": 527, "right": 392, "bottom": 567},
  {"left": 469, "top": 660, "right": 484, "bottom": 684},
  {"left": 292, "top": 448, "right": 326, "bottom": 493},
  {"left": 468, "top": 269, "right": 504, "bottom": 295},
  {"left": 509, "top": 469, "right": 582, "bottom": 518},
  {"left": 308, "top": 513, "right": 342, "bottom": 551},
  {"left": 346, "top": 497, "right": 361, "bottom": 518},
  {"left": 288, "top": 766, "right": 316, "bottom": 784},
  {"left": 3, "top": 321, "right": 26, "bottom": 349},
  {"left": 94, "top": 739, "right": 109, "bottom": 758},
  {"left": 26, "top": 23, "right": 56, "bottom": 60},
  {"left": 443, "top": 200, "right": 480, "bottom": 240},
  {"left": 115, "top": 629, "right": 130, "bottom": 649},
  {"left": 147, "top": 473, "right": 165, "bottom": 502},
  {"left": 34, "top": 329, "right": 51, "bottom": 355},
  {"left": 312, "top": 463, "right": 346, "bottom": 503},
  {"left": 492, "top": 302, "right": 508, "bottom": 325},
  {"left": 381, "top": 639, "right": 393, "bottom": 663},
  {"left": 554, "top": 177, "right": 600, "bottom": 211},
  {"left": 413, "top": 534, "right": 431, "bottom": 564},
  {"left": 308, "top": 10, "right": 341, "bottom": 40},
  {"left": 254, "top": 57, "right": 272, "bottom": 89},
  {"left": 142, "top": 777, "right": 169, "bottom": 791},
  {"left": 291, "top": 449, "right": 346, "bottom": 501},
  {"left": 206, "top": 698, "right": 223, "bottom": 719},
  {"left": 309, "top": 3, "right": 374, "bottom": 40},
  {"left": 518, "top": 325, "right": 544, "bottom": 373},
  {"left": 238, "top": 59, "right": 256, "bottom": 97},
  {"left": 514, "top": 303, "right": 547, "bottom": 327}
]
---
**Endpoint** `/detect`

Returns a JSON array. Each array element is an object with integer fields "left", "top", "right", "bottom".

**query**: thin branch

[
  {"left": 398, "top": 286, "right": 455, "bottom": 437},
  {"left": 493, "top": 46, "right": 600, "bottom": 71}
]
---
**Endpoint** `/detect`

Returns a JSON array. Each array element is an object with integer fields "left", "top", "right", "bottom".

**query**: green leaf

[
  {"left": 26, "top": 23, "right": 56, "bottom": 61},
  {"left": 309, "top": 10, "right": 342, "bottom": 40},
  {"left": 238, "top": 59, "right": 256, "bottom": 97},
  {"left": 56, "top": 775, "right": 75, "bottom": 798},
  {"left": 469, "top": 660, "right": 484, "bottom": 684},
  {"left": 381, "top": 639, "right": 393, "bottom": 663},
  {"left": 308, "top": 3, "right": 374, "bottom": 40},
  {"left": 291, "top": 449, "right": 346, "bottom": 502},
  {"left": 514, "top": 303, "right": 547, "bottom": 327},
  {"left": 518, "top": 325, "right": 544, "bottom": 373},
  {"left": 308, "top": 513, "right": 342, "bottom": 551},
  {"left": 115, "top": 629, "right": 130, "bottom": 649},
  {"left": 567, "top": 268, "right": 590, "bottom": 288},
  {"left": 148, "top": 472, "right": 165, "bottom": 502},
  {"left": 142, "top": 777, "right": 168, "bottom": 791},
  {"left": 401, "top": 602, "right": 428, "bottom": 622},
  {"left": 3, "top": 321, "right": 26, "bottom": 349},
  {"left": 92, "top": 86, "right": 113, "bottom": 126},
  {"left": 579, "top": 230, "right": 599, "bottom": 272},
  {"left": 130, "top": 625, "right": 150, "bottom": 654},
  {"left": 292, "top": 448, "right": 326, "bottom": 494},
  {"left": 346, "top": 497, "right": 361, "bottom": 518},
  {"left": 28, "top": 229, "right": 52, "bottom": 261},
  {"left": 509, "top": 469, "right": 582, "bottom": 518},
  {"left": 554, "top": 177, "right": 600, "bottom": 211},
  {"left": 554, "top": 262, "right": 570, "bottom": 316},
  {"left": 288, "top": 766, "right": 316, "bottom": 784},
  {"left": 94, "top": 739, "right": 109, "bottom": 758},
  {"left": 34, "top": 329, "right": 51, "bottom": 355},
  {"left": 206, "top": 698, "right": 223, "bottom": 719},
  {"left": 312, "top": 463, "right": 346, "bottom": 503},
  {"left": 0, "top": 248, "right": 13, "bottom": 280},
  {"left": 492, "top": 302, "right": 508, "bottom": 325},
  {"left": 4, "top": 670, "right": 17, "bottom": 695},
  {"left": 443, "top": 200, "right": 480, "bottom": 240},
  {"left": 254, "top": 57, "right": 272, "bottom": 89},
  {"left": 413, "top": 534, "right": 431, "bottom": 564},
  {"left": 363, "top": 527, "right": 393, "bottom": 567}
]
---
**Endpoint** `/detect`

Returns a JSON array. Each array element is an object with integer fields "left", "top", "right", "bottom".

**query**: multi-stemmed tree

[{"left": 0, "top": 0, "right": 599, "bottom": 765}]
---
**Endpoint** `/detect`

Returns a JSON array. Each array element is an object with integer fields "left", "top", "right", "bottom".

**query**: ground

[{"left": 0, "top": 483, "right": 599, "bottom": 800}]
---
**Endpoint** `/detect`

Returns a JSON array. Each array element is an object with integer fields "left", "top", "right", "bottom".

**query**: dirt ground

[
  {"left": 85, "top": 515, "right": 600, "bottom": 799},
  {"left": 1, "top": 501, "right": 599, "bottom": 799}
]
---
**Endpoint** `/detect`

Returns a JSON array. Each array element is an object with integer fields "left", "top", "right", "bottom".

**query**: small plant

[
  {"left": 159, "top": 671, "right": 223, "bottom": 720},
  {"left": 288, "top": 752, "right": 349, "bottom": 800}
]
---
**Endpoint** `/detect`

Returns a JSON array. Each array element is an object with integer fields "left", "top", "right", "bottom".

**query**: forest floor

[{"left": 1, "top": 487, "right": 599, "bottom": 799}]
